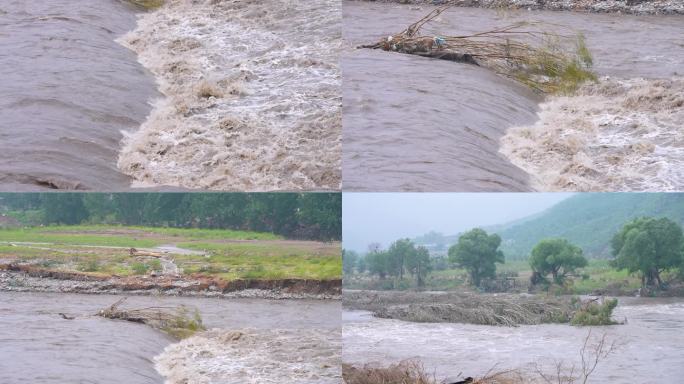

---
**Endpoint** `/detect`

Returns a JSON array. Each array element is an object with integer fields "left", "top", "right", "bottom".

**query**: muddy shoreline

[
  {"left": 0, "top": 264, "right": 341, "bottom": 300},
  {"left": 352, "top": 0, "right": 684, "bottom": 15}
]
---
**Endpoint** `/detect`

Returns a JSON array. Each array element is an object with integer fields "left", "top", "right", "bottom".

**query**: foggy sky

[{"left": 343, "top": 193, "right": 574, "bottom": 252}]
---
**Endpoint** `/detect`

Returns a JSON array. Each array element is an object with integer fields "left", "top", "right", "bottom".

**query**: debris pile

[
  {"left": 97, "top": 297, "right": 205, "bottom": 338},
  {"left": 360, "top": 6, "right": 596, "bottom": 93}
]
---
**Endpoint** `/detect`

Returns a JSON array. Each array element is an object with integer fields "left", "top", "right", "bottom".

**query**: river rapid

[
  {"left": 343, "top": 297, "right": 684, "bottom": 383},
  {"left": 0, "top": 0, "right": 341, "bottom": 191},
  {"left": 0, "top": 291, "right": 340, "bottom": 384},
  {"left": 342, "top": 1, "right": 684, "bottom": 191}
]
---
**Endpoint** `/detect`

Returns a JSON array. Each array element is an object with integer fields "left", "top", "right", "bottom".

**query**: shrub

[
  {"left": 571, "top": 298, "right": 618, "bottom": 326},
  {"left": 132, "top": 262, "right": 150, "bottom": 275},
  {"left": 78, "top": 259, "right": 101, "bottom": 272}
]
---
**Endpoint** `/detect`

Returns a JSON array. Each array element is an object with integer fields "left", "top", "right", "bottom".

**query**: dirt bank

[
  {"left": 353, "top": 0, "right": 684, "bottom": 15},
  {"left": 0, "top": 264, "right": 341, "bottom": 300}
]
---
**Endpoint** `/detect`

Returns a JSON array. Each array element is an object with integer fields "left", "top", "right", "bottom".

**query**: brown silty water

[
  {"left": 342, "top": 1, "right": 684, "bottom": 191},
  {"left": 343, "top": 297, "right": 684, "bottom": 383},
  {"left": 0, "top": 291, "right": 340, "bottom": 384},
  {"left": 0, "top": 0, "right": 342, "bottom": 191},
  {"left": 0, "top": 1, "right": 157, "bottom": 190}
]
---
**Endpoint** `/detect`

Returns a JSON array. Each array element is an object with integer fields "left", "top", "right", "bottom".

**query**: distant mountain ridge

[
  {"left": 496, "top": 193, "right": 684, "bottom": 259},
  {"left": 414, "top": 194, "right": 684, "bottom": 260}
]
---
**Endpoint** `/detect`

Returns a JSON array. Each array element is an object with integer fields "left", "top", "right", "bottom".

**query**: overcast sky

[{"left": 343, "top": 193, "right": 574, "bottom": 252}]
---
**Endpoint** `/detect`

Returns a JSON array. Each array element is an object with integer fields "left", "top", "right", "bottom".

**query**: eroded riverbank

[{"left": 0, "top": 266, "right": 342, "bottom": 300}]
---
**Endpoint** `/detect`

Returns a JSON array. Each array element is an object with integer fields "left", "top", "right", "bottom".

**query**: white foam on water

[
  {"left": 154, "top": 328, "right": 341, "bottom": 384},
  {"left": 500, "top": 77, "right": 684, "bottom": 191},
  {"left": 117, "top": 0, "right": 341, "bottom": 190}
]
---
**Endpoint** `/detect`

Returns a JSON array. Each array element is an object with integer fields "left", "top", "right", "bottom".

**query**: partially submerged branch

[
  {"left": 360, "top": 6, "right": 596, "bottom": 93},
  {"left": 97, "top": 297, "right": 205, "bottom": 339}
]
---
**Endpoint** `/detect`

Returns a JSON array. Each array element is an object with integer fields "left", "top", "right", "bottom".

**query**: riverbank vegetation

[
  {"left": 344, "top": 290, "right": 616, "bottom": 326},
  {"left": 344, "top": 216, "right": 684, "bottom": 296}
]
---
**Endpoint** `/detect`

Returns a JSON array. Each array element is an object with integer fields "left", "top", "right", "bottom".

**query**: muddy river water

[
  {"left": 0, "top": 291, "right": 340, "bottom": 384},
  {"left": 343, "top": 297, "right": 684, "bottom": 383},
  {"left": 0, "top": 1, "right": 156, "bottom": 190},
  {"left": 1, "top": 0, "right": 341, "bottom": 191},
  {"left": 342, "top": 1, "right": 684, "bottom": 191}
]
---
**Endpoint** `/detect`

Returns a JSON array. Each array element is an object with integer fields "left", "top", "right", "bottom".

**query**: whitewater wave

[
  {"left": 500, "top": 77, "right": 684, "bottom": 191},
  {"left": 117, "top": 0, "right": 341, "bottom": 190},
  {"left": 155, "top": 328, "right": 341, "bottom": 384}
]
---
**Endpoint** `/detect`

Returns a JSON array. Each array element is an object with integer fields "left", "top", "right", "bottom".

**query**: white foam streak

[
  {"left": 117, "top": 0, "right": 341, "bottom": 190},
  {"left": 155, "top": 328, "right": 341, "bottom": 384},
  {"left": 501, "top": 77, "right": 684, "bottom": 191}
]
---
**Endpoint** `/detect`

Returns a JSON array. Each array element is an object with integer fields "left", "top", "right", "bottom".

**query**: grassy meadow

[{"left": 0, "top": 225, "right": 340, "bottom": 280}]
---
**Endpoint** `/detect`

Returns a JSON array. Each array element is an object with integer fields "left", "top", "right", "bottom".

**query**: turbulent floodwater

[
  {"left": 1, "top": 0, "right": 341, "bottom": 191},
  {"left": 0, "top": 0, "right": 156, "bottom": 190},
  {"left": 342, "top": 2, "right": 684, "bottom": 191},
  {"left": 343, "top": 297, "right": 684, "bottom": 383},
  {"left": 118, "top": 0, "right": 341, "bottom": 191},
  {"left": 0, "top": 292, "right": 340, "bottom": 384}
]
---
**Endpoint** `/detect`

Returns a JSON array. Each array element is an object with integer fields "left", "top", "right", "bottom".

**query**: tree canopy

[
  {"left": 343, "top": 249, "right": 359, "bottom": 275},
  {"left": 529, "top": 238, "right": 587, "bottom": 284},
  {"left": 448, "top": 228, "right": 504, "bottom": 287},
  {"left": 0, "top": 193, "right": 341, "bottom": 241},
  {"left": 359, "top": 239, "right": 433, "bottom": 287},
  {"left": 611, "top": 217, "right": 684, "bottom": 288}
]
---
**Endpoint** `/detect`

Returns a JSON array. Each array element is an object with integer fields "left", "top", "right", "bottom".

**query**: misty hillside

[{"left": 495, "top": 193, "right": 684, "bottom": 259}]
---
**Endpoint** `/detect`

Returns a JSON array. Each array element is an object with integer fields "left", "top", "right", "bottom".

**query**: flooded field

[
  {"left": 343, "top": 297, "right": 684, "bottom": 383},
  {"left": 0, "top": 291, "right": 340, "bottom": 384},
  {"left": 342, "top": 1, "right": 684, "bottom": 191}
]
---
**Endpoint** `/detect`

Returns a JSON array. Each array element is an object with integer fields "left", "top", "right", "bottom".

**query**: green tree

[
  {"left": 611, "top": 217, "right": 684, "bottom": 288},
  {"left": 357, "top": 257, "right": 367, "bottom": 274},
  {"left": 386, "top": 238, "right": 415, "bottom": 280},
  {"left": 42, "top": 194, "right": 88, "bottom": 225},
  {"left": 406, "top": 245, "right": 432, "bottom": 287},
  {"left": 529, "top": 238, "right": 587, "bottom": 284},
  {"left": 366, "top": 250, "right": 388, "bottom": 280},
  {"left": 343, "top": 249, "right": 358, "bottom": 275},
  {"left": 448, "top": 228, "right": 504, "bottom": 287}
]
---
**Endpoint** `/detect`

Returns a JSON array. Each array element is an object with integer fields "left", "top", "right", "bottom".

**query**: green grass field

[{"left": 0, "top": 225, "right": 339, "bottom": 280}]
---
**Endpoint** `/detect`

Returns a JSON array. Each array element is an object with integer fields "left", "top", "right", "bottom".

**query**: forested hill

[
  {"left": 495, "top": 193, "right": 684, "bottom": 260},
  {"left": 0, "top": 193, "right": 341, "bottom": 241}
]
